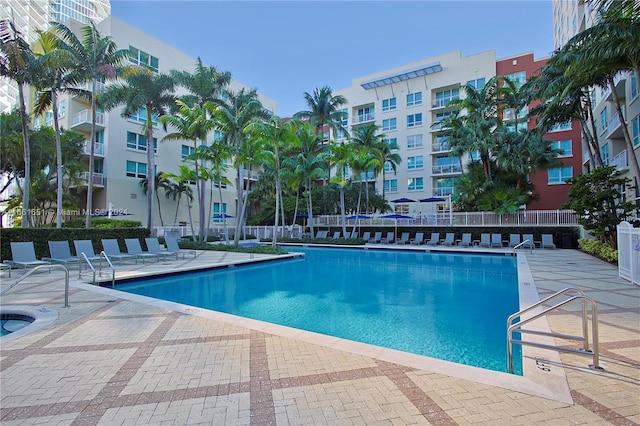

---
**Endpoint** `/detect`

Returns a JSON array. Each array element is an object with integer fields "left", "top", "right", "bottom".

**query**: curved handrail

[
  {"left": 79, "top": 251, "right": 115, "bottom": 287},
  {"left": 0, "top": 264, "right": 69, "bottom": 307},
  {"left": 512, "top": 239, "right": 533, "bottom": 254}
]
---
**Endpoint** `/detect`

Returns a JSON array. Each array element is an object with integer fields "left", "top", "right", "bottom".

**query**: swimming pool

[{"left": 116, "top": 247, "right": 522, "bottom": 373}]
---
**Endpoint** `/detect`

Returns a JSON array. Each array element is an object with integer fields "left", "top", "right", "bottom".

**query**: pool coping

[
  {"left": 72, "top": 246, "right": 573, "bottom": 405},
  {"left": 0, "top": 305, "right": 59, "bottom": 344}
]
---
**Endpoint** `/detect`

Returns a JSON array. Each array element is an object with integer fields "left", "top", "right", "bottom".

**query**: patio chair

[
  {"left": 165, "top": 237, "right": 197, "bottom": 258},
  {"left": 479, "top": 233, "right": 491, "bottom": 248},
  {"left": 369, "top": 232, "right": 382, "bottom": 243},
  {"left": 362, "top": 231, "right": 371, "bottom": 242},
  {"left": 441, "top": 233, "right": 455, "bottom": 246},
  {"left": 316, "top": 230, "right": 328, "bottom": 239},
  {"left": 397, "top": 232, "right": 410, "bottom": 244},
  {"left": 541, "top": 234, "right": 556, "bottom": 249},
  {"left": 7, "top": 242, "right": 50, "bottom": 271},
  {"left": 101, "top": 239, "right": 138, "bottom": 265},
  {"left": 331, "top": 231, "right": 341, "bottom": 239},
  {"left": 73, "top": 240, "right": 103, "bottom": 267},
  {"left": 522, "top": 234, "right": 536, "bottom": 249},
  {"left": 350, "top": 231, "right": 358, "bottom": 239},
  {"left": 125, "top": 239, "right": 160, "bottom": 264},
  {"left": 410, "top": 232, "right": 424, "bottom": 245},
  {"left": 43, "top": 241, "right": 80, "bottom": 269},
  {"left": 381, "top": 232, "right": 394, "bottom": 244},
  {"left": 458, "top": 233, "right": 472, "bottom": 247},
  {"left": 426, "top": 233, "right": 440, "bottom": 246},
  {"left": 509, "top": 234, "right": 521, "bottom": 248},
  {"left": 145, "top": 237, "right": 179, "bottom": 261},
  {"left": 491, "top": 233, "right": 503, "bottom": 248}
]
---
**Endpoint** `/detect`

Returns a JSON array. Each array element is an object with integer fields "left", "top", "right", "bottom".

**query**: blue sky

[{"left": 111, "top": 1, "right": 554, "bottom": 117}]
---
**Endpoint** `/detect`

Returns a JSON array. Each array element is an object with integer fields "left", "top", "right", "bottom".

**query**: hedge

[{"left": 1, "top": 228, "right": 150, "bottom": 261}]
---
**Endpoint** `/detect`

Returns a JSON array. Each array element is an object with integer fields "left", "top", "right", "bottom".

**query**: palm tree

[
  {"left": 211, "top": 88, "right": 269, "bottom": 246},
  {"left": 329, "top": 140, "right": 354, "bottom": 236},
  {"left": 0, "top": 19, "right": 37, "bottom": 227},
  {"left": 32, "top": 30, "right": 84, "bottom": 228},
  {"left": 171, "top": 57, "right": 231, "bottom": 108},
  {"left": 140, "top": 172, "right": 171, "bottom": 226},
  {"left": 348, "top": 146, "right": 380, "bottom": 226},
  {"left": 52, "top": 21, "right": 128, "bottom": 228},
  {"left": 350, "top": 123, "right": 388, "bottom": 212},
  {"left": 159, "top": 100, "right": 215, "bottom": 241},
  {"left": 163, "top": 166, "right": 196, "bottom": 238},
  {"left": 101, "top": 67, "right": 176, "bottom": 231}
]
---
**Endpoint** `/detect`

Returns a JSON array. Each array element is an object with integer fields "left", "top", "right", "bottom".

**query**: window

[
  {"left": 382, "top": 118, "right": 397, "bottom": 131},
  {"left": 435, "top": 178, "right": 457, "bottom": 196},
  {"left": 384, "top": 179, "right": 398, "bottom": 193},
  {"left": 128, "top": 108, "right": 158, "bottom": 126},
  {"left": 406, "top": 92, "right": 422, "bottom": 106},
  {"left": 601, "top": 143, "right": 609, "bottom": 165},
  {"left": 633, "top": 115, "right": 640, "bottom": 147},
  {"left": 503, "top": 106, "right": 528, "bottom": 121},
  {"left": 407, "top": 177, "right": 424, "bottom": 191},
  {"left": 181, "top": 144, "right": 194, "bottom": 159},
  {"left": 551, "top": 140, "right": 572, "bottom": 157},
  {"left": 551, "top": 121, "right": 572, "bottom": 132},
  {"left": 57, "top": 100, "right": 66, "bottom": 119},
  {"left": 356, "top": 106, "right": 374, "bottom": 123},
  {"left": 466, "top": 78, "right": 485, "bottom": 90},
  {"left": 407, "top": 113, "right": 423, "bottom": 128},
  {"left": 214, "top": 180, "right": 227, "bottom": 189},
  {"left": 127, "top": 132, "right": 157, "bottom": 153},
  {"left": 45, "top": 111, "right": 53, "bottom": 127},
  {"left": 434, "top": 88, "right": 459, "bottom": 108},
  {"left": 504, "top": 71, "right": 526, "bottom": 88},
  {"left": 129, "top": 46, "right": 159, "bottom": 72},
  {"left": 407, "top": 134, "right": 423, "bottom": 149},
  {"left": 631, "top": 73, "right": 638, "bottom": 99},
  {"left": 600, "top": 107, "right": 608, "bottom": 132},
  {"left": 548, "top": 166, "right": 573, "bottom": 184},
  {"left": 213, "top": 202, "right": 227, "bottom": 223},
  {"left": 434, "top": 135, "right": 449, "bottom": 151},
  {"left": 336, "top": 108, "right": 348, "bottom": 139},
  {"left": 407, "top": 155, "right": 424, "bottom": 170},
  {"left": 385, "top": 137, "right": 398, "bottom": 151},
  {"left": 382, "top": 97, "right": 396, "bottom": 111},
  {"left": 126, "top": 160, "right": 147, "bottom": 178}
]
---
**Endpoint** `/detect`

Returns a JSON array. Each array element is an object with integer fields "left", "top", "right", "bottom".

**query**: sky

[{"left": 110, "top": 0, "right": 555, "bottom": 117}]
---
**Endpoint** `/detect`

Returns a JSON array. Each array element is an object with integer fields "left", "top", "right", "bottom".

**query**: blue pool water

[{"left": 116, "top": 247, "right": 522, "bottom": 374}]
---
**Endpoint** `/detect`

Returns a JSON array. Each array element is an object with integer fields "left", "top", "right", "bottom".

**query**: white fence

[{"left": 617, "top": 221, "right": 640, "bottom": 285}]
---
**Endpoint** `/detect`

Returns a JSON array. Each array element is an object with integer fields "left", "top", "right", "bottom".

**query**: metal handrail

[
  {"left": 512, "top": 239, "right": 533, "bottom": 254},
  {"left": 0, "top": 264, "right": 69, "bottom": 307},
  {"left": 507, "top": 288, "right": 600, "bottom": 374},
  {"left": 79, "top": 251, "right": 115, "bottom": 287}
]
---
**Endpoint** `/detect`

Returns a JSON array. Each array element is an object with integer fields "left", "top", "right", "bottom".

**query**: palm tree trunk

[
  {"left": 218, "top": 179, "right": 229, "bottom": 244},
  {"left": 205, "top": 178, "right": 214, "bottom": 242},
  {"left": 609, "top": 77, "right": 640, "bottom": 182},
  {"left": 307, "top": 180, "right": 315, "bottom": 237},
  {"left": 85, "top": 78, "right": 97, "bottom": 229},
  {"left": 340, "top": 185, "right": 347, "bottom": 237},
  {"left": 156, "top": 190, "right": 164, "bottom": 226},
  {"left": 273, "top": 146, "right": 280, "bottom": 247},
  {"left": 186, "top": 195, "right": 196, "bottom": 239},
  {"left": 233, "top": 167, "right": 243, "bottom": 247},
  {"left": 145, "top": 111, "right": 155, "bottom": 232},
  {"left": 52, "top": 91, "right": 63, "bottom": 228}
]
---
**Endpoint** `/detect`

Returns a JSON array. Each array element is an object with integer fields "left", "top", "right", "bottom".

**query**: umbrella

[
  {"left": 212, "top": 213, "right": 234, "bottom": 219},
  {"left": 390, "top": 197, "right": 416, "bottom": 203},
  {"left": 294, "top": 213, "right": 308, "bottom": 218},
  {"left": 347, "top": 214, "right": 371, "bottom": 219},
  {"left": 419, "top": 195, "right": 452, "bottom": 225},
  {"left": 381, "top": 214, "right": 412, "bottom": 235}
]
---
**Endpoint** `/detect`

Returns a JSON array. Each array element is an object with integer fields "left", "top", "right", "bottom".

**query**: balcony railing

[
  {"left": 74, "top": 81, "right": 105, "bottom": 96},
  {"left": 610, "top": 149, "right": 628, "bottom": 170},
  {"left": 606, "top": 105, "right": 626, "bottom": 138},
  {"left": 72, "top": 110, "right": 104, "bottom": 128},
  {"left": 352, "top": 113, "right": 375, "bottom": 124},
  {"left": 433, "top": 187, "right": 454, "bottom": 197},
  {"left": 432, "top": 142, "right": 450, "bottom": 152},
  {"left": 72, "top": 172, "right": 105, "bottom": 187},
  {"left": 82, "top": 141, "right": 104, "bottom": 157},
  {"left": 432, "top": 164, "right": 462, "bottom": 175},
  {"left": 431, "top": 97, "right": 459, "bottom": 108},
  {"left": 242, "top": 169, "right": 260, "bottom": 180}
]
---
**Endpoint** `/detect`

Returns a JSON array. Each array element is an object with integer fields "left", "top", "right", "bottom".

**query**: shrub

[
  {"left": 260, "top": 237, "right": 366, "bottom": 246},
  {"left": 176, "top": 240, "right": 288, "bottom": 255},
  {"left": 63, "top": 218, "right": 142, "bottom": 228},
  {"left": 578, "top": 238, "right": 618, "bottom": 264}
]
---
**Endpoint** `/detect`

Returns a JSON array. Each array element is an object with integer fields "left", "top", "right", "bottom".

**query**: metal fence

[{"left": 617, "top": 221, "right": 640, "bottom": 285}]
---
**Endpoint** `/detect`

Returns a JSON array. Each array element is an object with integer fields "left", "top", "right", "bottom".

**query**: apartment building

[
  {"left": 333, "top": 49, "right": 576, "bottom": 215},
  {"left": 553, "top": 0, "right": 639, "bottom": 197},
  {"left": 37, "top": 16, "right": 276, "bottom": 230}
]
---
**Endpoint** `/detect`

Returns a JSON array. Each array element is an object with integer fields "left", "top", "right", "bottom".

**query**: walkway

[{"left": 1, "top": 247, "right": 638, "bottom": 425}]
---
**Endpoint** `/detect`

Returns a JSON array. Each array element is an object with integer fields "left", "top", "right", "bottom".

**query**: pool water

[
  {"left": 117, "top": 247, "right": 522, "bottom": 374},
  {"left": 1, "top": 314, "right": 34, "bottom": 336}
]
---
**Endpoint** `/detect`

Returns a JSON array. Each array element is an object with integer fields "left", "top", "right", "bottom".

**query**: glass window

[
  {"left": 551, "top": 140, "right": 572, "bottom": 157},
  {"left": 385, "top": 137, "right": 398, "bottom": 151},
  {"left": 407, "top": 134, "right": 423, "bottom": 149},
  {"left": 384, "top": 179, "right": 398, "bottom": 193},
  {"left": 600, "top": 107, "right": 608, "bottom": 131},
  {"left": 466, "top": 78, "right": 485, "bottom": 90},
  {"left": 128, "top": 108, "right": 158, "bottom": 126},
  {"left": 631, "top": 74, "right": 637, "bottom": 99},
  {"left": 382, "top": 118, "right": 397, "bottom": 131},
  {"left": 45, "top": 111, "right": 53, "bottom": 127},
  {"left": 181, "top": 144, "right": 194, "bottom": 159},
  {"left": 127, "top": 132, "right": 157, "bottom": 153},
  {"left": 633, "top": 115, "right": 640, "bottom": 147},
  {"left": 407, "top": 113, "right": 423, "bottom": 128},
  {"left": 129, "top": 45, "right": 159, "bottom": 72},
  {"left": 384, "top": 162, "right": 393, "bottom": 172},
  {"left": 126, "top": 160, "right": 147, "bottom": 178},
  {"left": 407, "top": 155, "right": 424, "bottom": 170},
  {"left": 434, "top": 88, "right": 459, "bottom": 108},
  {"left": 356, "top": 106, "right": 374, "bottom": 123},
  {"left": 406, "top": 92, "right": 422, "bottom": 106},
  {"left": 601, "top": 143, "right": 609, "bottom": 165},
  {"left": 548, "top": 166, "right": 573, "bottom": 184},
  {"left": 213, "top": 202, "right": 227, "bottom": 223},
  {"left": 503, "top": 71, "right": 526, "bottom": 88},
  {"left": 407, "top": 177, "right": 424, "bottom": 191},
  {"left": 57, "top": 100, "right": 66, "bottom": 119},
  {"left": 551, "top": 121, "right": 572, "bottom": 132},
  {"left": 382, "top": 97, "right": 396, "bottom": 111}
]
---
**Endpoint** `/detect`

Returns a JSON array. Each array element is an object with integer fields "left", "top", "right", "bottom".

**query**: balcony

[
  {"left": 70, "top": 172, "right": 105, "bottom": 189},
  {"left": 610, "top": 149, "right": 628, "bottom": 171},
  {"left": 82, "top": 141, "right": 104, "bottom": 157},
  {"left": 71, "top": 110, "right": 105, "bottom": 132},
  {"left": 431, "top": 141, "right": 450, "bottom": 152},
  {"left": 242, "top": 169, "right": 259, "bottom": 181},
  {"left": 72, "top": 81, "right": 105, "bottom": 98},
  {"left": 431, "top": 97, "right": 459, "bottom": 109},
  {"left": 433, "top": 187, "right": 454, "bottom": 197},
  {"left": 432, "top": 164, "right": 462, "bottom": 175},
  {"left": 606, "top": 105, "right": 626, "bottom": 139},
  {"left": 351, "top": 112, "right": 375, "bottom": 125}
]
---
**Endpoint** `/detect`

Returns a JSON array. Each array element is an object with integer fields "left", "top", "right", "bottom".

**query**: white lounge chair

[
  {"left": 458, "top": 233, "right": 472, "bottom": 247},
  {"left": 541, "top": 234, "right": 556, "bottom": 249},
  {"left": 410, "top": 232, "right": 424, "bottom": 245},
  {"left": 165, "top": 237, "right": 197, "bottom": 259},
  {"left": 491, "top": 234, "right": 503, "bottom": 248},
  {"left": 43, "top": 241, "right": 80, "bottom": 269},
  {"left": 125, "top": 239, "right": 160, "bottom": 264},
  {"left": 441, "top": 233, "right": 455, "bottom": 246},
  {"left": 145, "top": 237, "right": 179, "bottom": 260},
  {"left": 7, "top": 242, "right": 50, "bottom": 271},
  {"left": 102, "top": 239, "right": 138, "bottom": 265},
  {"left": 426, "top": 233, "right": 440, "bottom": 246},
  {"left": 397, "top": 233, "right": 410, "bottom": 244}
]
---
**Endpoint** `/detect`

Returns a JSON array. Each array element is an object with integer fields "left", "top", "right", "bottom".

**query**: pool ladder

[
  {"left": 507, "top": 287, "right": 601, "bottom": 374},
  {"left": 0, "top": 264, "right": 70, "bottom": 307},
  {"left": 79, "top": 251, "right": 115, "bottom": 287}
]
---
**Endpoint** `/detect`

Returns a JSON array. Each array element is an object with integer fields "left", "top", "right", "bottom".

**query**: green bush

[
  {"left": 2, "top": 228, "right": 150, "bottom": 260},
  {"left": 260, "top": 237, "right": 366, "bottom": 246},
  {"left": 176, "top": 240, "right": 288, "bottom": 255},
  {"left": 578, "top": 238, "right": 618, "bottom": 264},
  {"left": 63, "top": 218, "right": 143, "bottom": 228}
]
